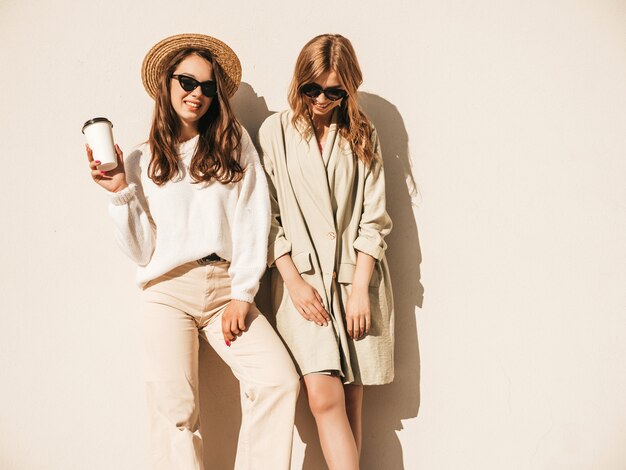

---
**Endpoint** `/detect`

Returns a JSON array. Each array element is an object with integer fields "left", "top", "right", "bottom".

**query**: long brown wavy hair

[
  {"left": 288, "top": 34, "right": 377, "bottom": 168},
  {"left": 148, "top": 48, "right": 243, "bottom": 185}
]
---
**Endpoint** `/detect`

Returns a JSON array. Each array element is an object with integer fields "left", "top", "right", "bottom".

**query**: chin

[{"left": 312, "top": 107, "right": 334, "bottom": 117}]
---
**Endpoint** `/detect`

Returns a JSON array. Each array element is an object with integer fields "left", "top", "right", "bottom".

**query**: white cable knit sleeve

[
  {"left": 107, "top": 150, "right": 156, "bottom": 266},
  {"left": 228, "top": 130, "right": 271, "bottom": 303}
]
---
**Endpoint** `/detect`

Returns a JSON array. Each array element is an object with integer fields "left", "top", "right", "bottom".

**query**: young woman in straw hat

[
  {"left": 258, "top": 34, "right": 394, "bottom": 469},
  {"left": 86, "top": 33, "right": 299, "bottom": 470}
]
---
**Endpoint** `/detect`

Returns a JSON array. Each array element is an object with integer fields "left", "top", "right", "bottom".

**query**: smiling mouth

[
  {"left": 184, "top": 100, "right": 201, "bottom": 110},
  {"left": 313, "top": 101, "right": 331, "bottom": 110}
]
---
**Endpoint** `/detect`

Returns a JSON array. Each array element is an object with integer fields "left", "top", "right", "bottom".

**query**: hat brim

[{"left": 141, "top": 33, "right": 242, "bottom": 99}]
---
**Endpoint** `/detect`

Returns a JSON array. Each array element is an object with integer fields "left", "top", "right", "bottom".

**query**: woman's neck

[
  {"left": 310, "top": 112, "right": 332, "bottom": 139},
  {"left": 179, "top": 122, "right": 199, "bottom": 142}
]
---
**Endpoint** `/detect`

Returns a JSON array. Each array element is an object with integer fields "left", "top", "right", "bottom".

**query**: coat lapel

[{"left": 287, "top": 114, "right": 336, "bottom": 230}]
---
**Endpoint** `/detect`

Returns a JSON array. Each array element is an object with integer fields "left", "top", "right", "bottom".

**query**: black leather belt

[{"left": 196, "top": 253, "right": 225, "bottom": 265}]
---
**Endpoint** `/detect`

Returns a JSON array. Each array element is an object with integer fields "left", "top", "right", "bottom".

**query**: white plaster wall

[{"left": 1, "top": 0, "right": 625, "bottom": 469}]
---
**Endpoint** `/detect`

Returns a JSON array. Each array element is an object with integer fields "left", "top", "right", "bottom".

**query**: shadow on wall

[
  {"left": 197, "top": 84, "right": 423, "bottom": 470},
  {"left": 359, "top": 92, "right": 423, "bottom": 470},
  {"left": 230, "top": 82, "right": 275, "bottom": 143}
]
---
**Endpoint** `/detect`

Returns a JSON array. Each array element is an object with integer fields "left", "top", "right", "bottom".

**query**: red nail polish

[
  {"left": 100, "top": 171, "right": 106, "bottom": 175},
  {"left": 225, "top": 340, "right": 231, "bottom": 347},
  {"left": 95, "top": 161, "right": 101, "bottom": 165}
]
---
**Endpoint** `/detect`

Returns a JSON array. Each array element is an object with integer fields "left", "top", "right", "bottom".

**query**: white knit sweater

[{"left": 108, "top": 129, "right": 270, "bottom": 303}]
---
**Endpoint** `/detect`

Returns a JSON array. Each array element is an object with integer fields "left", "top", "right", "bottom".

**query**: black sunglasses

[
  {"left": 171, "top": 74, "right": 218, "bottom": 98},
  {"left": 300, "top": 83, "right": 348, "bottom": 101}
]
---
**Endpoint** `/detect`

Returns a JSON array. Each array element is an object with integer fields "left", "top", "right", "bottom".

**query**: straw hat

[{"left": 141, "top": 33, "right": 242, "bottom": 99}]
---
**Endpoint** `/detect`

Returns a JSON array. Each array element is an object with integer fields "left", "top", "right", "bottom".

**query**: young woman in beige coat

[{"left": 258, "top": 34, "right": 394, "bottom": 470}]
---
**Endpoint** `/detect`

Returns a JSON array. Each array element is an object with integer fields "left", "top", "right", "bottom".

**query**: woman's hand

[
  {"left": 345, "top": 286, "right": 371, "bottom": 340},
  {"left": 345, "top": 251, "right": 375, "bottom": 339},
  {"left": 86, "top": 143, "right": 129, "bottom": 193},
  {"left": 285, "top": 278, "right": 330, "bottom": 326},
  {"left": 222, "top": 300, "right": 251, "bottom": 346},
  {"left": 275, "top": 254, "right": 329, "bottom": 326}
]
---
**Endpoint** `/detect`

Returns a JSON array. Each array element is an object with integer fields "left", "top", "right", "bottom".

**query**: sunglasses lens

[
  {"left": 174, "top": 76, "right": 217, "bottom": 98},
  {"left": 300, "top": 83, "right": 346, "bottom": 101},
  {"left": 178, "top": 76, "right": 199, "bottom": 92},
  {"left": 201, "top": 81, "right": 217, "bottom": 97},
  {"left": 301, "top": 84, "right": 322, "bottom": 98},
  {"left": 325, "top": 88, "right": 347, "bottom": 101}
]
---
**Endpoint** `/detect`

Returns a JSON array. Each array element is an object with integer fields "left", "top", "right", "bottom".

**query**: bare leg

[
  {"left": 344, "top": 384, "right": 364, "bottom": 456},
  {"left": 303, "top": 374, "right": 359, "bottom": 470}
]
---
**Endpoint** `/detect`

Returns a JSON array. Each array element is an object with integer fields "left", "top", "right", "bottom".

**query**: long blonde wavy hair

[
  {"left": 148, "top": 48, "right": 243, "bottom": 185},
  {"left": 288, "top": 34, "right": 376, "bottom": 167}
]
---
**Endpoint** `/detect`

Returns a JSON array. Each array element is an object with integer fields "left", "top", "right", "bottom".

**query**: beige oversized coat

[{"left": 258, "top": 110, "right": 394, "bottom": 385}]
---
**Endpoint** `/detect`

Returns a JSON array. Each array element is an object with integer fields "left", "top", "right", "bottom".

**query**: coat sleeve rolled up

[{"left": 353, "top": 129, "right": 392, "bottom": 261}]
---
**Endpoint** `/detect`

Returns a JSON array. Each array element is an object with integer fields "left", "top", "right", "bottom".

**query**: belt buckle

[{"left": 196, "top": 253, "right": 222, "bottom": 265}]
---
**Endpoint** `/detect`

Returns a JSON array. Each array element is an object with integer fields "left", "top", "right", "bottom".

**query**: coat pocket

[{"left": 292, "top": 251, "right": 313, "bottom": 274}]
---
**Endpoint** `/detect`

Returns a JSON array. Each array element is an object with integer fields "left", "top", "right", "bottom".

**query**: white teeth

[{"left": 185, "top": 101, "right": 200, "bottom": 109}]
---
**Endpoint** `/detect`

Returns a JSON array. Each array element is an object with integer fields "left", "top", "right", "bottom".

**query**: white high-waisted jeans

[{"left": 141, "top": 260, "right": 299, "bottom": 470}]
